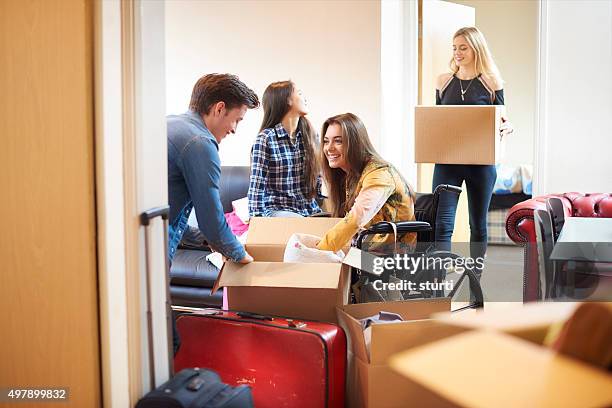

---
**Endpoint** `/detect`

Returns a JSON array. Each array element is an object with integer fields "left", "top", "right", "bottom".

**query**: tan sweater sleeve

[{"left": 317, "top": 168, "right": 395, "bottom": 252}]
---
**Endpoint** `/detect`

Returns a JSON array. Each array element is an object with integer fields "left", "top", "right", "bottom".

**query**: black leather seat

[{"left": 170, "top": 166, "right": 250, "bottom": 308}]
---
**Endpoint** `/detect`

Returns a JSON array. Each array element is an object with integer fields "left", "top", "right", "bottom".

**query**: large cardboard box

[
  {"left": 212, "top": 217, "right": 350, "bottom": 323},
  {"left": 389, "top": 331, "right": 612, "bottom": 408},
  {"left": 336, "top": 299, "right": 470, "bottom": 408},
  {"left": 432, "top": 301, "right": 579, "bottom": 344},
  {"left": 415, "top": 105, "right": 501, "bottom": 165}
]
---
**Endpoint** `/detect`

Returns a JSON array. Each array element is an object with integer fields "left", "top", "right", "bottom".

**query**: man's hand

[{"left": 238, "top": 251, "right": 254, "bottom": 264}]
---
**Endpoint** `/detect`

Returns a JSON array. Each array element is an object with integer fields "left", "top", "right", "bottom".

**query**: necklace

[{"left": 458, "top": 76, "right": 475, "bottom": 101}]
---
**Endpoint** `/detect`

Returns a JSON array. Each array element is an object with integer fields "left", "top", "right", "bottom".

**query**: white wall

[
  {"left": 450, "top": 0, "right": 538, "bottom": 166},
  {"left": 380, "top": 0, "right": 419, "bottom": 184},
  {"left": 165, "top": 0, "right": 381, "bottom": 166},
  {"left": 537, "top": 0, "right": 612, "bottom": 194}
]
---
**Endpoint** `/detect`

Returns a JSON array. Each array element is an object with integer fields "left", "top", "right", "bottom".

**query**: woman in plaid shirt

[{"left": 248, "top": 81, "right": 322, "bottom": 217}]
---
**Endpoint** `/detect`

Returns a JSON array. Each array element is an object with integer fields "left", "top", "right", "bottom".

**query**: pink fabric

[{"left": 224, "top": 210, "right": 249, "bottom": 236}]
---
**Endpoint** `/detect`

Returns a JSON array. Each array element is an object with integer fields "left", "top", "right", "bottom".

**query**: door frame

[
  {"left": 94, "top": 0, "right": 132, "bottom": 405},
  {"left": 413, "top": 0, "right": 545, "bottom": 196},
  {"left": 533, "top": 0, "right": 547, "bottom": 196},
  {"left": 94, "top": 0, "right": 169, "bottom": 405}
]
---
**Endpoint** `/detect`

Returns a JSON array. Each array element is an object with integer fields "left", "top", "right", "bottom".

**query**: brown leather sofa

[
  {"left": 505, "top": 192, "right": 612, "bottom": 301},
  {"left": 170, "top": 166, "right": 250, "bottom": 308}
]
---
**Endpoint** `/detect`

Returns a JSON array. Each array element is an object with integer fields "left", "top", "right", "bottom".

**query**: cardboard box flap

[
  {"left": 217, "top": 261, "right": 342, "bottom": 289},
  {"left": 341, "top": 247, "right": 384, "bottom": 275},
  {"left": 433, "top": 302, "right": 578, "bottom": 343},
  {"left": 342, "top": 298, "right": 450, "bottom": 320},
  {"left": 337, "top": 307, "right": 370, "bottom": 363},
  {"left": 244, "top": 244, "right": 286, "bottom": 262},
  {"left": 390, "top": 331, "right": 612, "bottom": 408},
  {"left": 247, "top": 217, "right": 343, "bottom": 246}
]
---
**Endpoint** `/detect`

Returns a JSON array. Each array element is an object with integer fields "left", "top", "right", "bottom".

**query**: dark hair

[
  {"left": 260, "top": 81, "right": 319, "bottom": 199},
  {"left": 189, "top": 73, "right": 259, "bottom": 115}
]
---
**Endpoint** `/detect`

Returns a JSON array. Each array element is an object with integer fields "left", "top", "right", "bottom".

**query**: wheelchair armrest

[
  {"left": 355, "top": 221, "right": 432, "bottom": 249},
  {"left": 367, "top": 221, "right": 432, "bottom": 234},
  {"left": 433, "top": 184, "right": 462, "bottom": 195}
]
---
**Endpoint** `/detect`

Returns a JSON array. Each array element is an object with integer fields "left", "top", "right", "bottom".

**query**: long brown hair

[
  {"left": 320, "top": 113, "right": 385, "bottom": 217},
  {"left": 260, "top": 81, "right": 319, "bottom": 199},
  {"left": 321, "top": 113, "right": 415, "bottom": 217}
]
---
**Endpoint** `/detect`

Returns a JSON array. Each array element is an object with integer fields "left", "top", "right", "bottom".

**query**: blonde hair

[{"left": 450, "top": 27, "right": 502, "bottom": 82}]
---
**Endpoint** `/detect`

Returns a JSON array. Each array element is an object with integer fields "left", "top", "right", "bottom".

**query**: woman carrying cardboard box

[
  {"left": 248, "top": 81, "right": 323, "bottom": 218},
  {"left": 433, "top": 27, "right": 513, "bottom": 277},
  {"left": 316, "top": 113, "right": 417, "bottom": 253}
]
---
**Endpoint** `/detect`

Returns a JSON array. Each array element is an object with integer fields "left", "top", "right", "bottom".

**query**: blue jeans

[{"left": 432, "top": 164, "right": 496, "bottom": 262}]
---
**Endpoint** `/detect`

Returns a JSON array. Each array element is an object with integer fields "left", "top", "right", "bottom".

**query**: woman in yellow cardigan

[{"left": 316, "top": 113, "right": 417, "bottom": 253}]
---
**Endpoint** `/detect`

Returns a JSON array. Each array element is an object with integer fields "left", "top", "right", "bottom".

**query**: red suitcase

[{"left": 174, "top": 310, "right": 346, "bottom": 408}]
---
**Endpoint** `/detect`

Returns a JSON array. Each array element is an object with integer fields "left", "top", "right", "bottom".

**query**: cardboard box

[
  {"left": 336, "top": 299, "right": 470, "bottom": 407},
  {"left": 432, "top": 301, "right": 579, "bottom": 345},
  {"left": 415, "top": 105, "right": 501, "bottom": 165},
  {"left": 389, "top": 331, "right": 612, "bottom": 408},
  {"left": 212, "top": 217, "right": 350, "bottom": 323},
  {"left": 245, "top": 217, "right": 347, "bottom": 261}
]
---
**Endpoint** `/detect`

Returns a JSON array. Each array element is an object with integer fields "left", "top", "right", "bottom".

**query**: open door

[
  {"left": 419, "top": 0, "right": 475, "bottom": 242},
  {"left": 1, "top": 1, "right": 100, "bottom": 406}
]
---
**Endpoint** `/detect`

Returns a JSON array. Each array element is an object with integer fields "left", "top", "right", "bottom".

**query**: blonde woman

[{"left": 434, "top": 27, "right": 512, "bottom": 275}]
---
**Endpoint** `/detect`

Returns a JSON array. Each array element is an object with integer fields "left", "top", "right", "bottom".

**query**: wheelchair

[{"left": 351, "top": 184, "right": 484, "bottom": 309}]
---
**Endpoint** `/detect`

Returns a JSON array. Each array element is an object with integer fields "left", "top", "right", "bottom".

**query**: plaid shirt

[{"left": 248, "top": 123, "right": 322, "bottom": 217}]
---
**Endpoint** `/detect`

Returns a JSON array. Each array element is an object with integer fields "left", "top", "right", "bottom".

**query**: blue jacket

[{"left": 167, "top": 111, "right": 245, "bottom": 262}]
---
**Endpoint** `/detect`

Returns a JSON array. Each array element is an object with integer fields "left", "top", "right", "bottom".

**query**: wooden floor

[
  {"left": 448, "top": 244, "right": 524, "bottom": 303},
  {"left": 481, "top": 244, "right": 524, "bottom": 302}
]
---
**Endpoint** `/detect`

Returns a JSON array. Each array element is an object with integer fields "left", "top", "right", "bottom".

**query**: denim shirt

[{"left": 167, "top": 110, "right": 246, "bottom": 262}]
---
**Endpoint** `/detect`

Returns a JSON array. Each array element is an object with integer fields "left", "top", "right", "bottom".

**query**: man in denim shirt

[{"left": 168, "top": 74, "right": 259, "bottom": 266}]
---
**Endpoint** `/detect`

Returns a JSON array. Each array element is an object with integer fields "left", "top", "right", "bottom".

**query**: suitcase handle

[
  {"left": 140, "top": 206, "right": 169, "bottom": 225},
  {"left": 235, "top": 312, "right": 309, "bottom": 328},
  {"left": 236, "top": 311, "right": 274, "bottom": 321},
  {"left": 140, "top": 205, "right": 173, "bottom": 389}
]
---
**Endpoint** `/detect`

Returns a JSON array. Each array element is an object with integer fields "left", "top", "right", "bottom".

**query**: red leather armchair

[{"left": 505, "top": 193, "right": 612, "bottom": 301}]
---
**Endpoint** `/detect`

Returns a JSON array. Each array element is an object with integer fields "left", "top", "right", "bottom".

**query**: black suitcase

[
  {"left": 135, "top": 368, "right": 253, "bottom": 408},
  {"left": 136, "top": 207, "right": 254, "bottom": 408}
]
